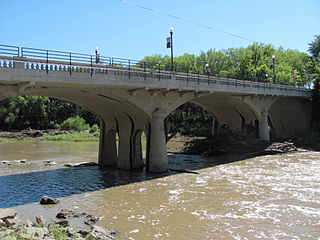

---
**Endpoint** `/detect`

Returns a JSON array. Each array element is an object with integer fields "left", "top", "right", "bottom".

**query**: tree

[{"left": 308, "top": 35, "right": 320, "bottom": 130}]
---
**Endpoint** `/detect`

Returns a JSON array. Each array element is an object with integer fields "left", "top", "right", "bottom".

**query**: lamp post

[
  {"left": 272, "top": 55, "right": 276, "bottom": 83},
  {"left": 95, "top": 47, "right": 100, "bottom": 64},
  {"left": 170, "top": 27, "right": 174, "bottom": 71}
]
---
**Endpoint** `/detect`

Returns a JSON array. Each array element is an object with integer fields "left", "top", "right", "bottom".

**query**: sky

[{"left": 1, "top": 0, "right": 319, "bottom": 60}]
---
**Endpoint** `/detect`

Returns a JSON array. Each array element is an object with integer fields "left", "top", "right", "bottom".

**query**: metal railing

[
  {"left": 0, "top": 44, "right": 19, "bottom": 57},
  {"left": 0, "top": 44, "right": 311, "bottom": 94}
]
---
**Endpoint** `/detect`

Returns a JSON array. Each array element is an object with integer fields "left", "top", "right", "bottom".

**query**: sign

[{"left": 166, "top": 37, "right": 171, "bottom": 48}]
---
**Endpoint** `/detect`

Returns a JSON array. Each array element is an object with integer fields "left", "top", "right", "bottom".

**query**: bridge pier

[
  {"left": 259, "top": 111, "right": 270, "bottom": 141},
  {"left": 149, "top": 108, "right": 168, "bottom": 173},
  {"left": 117, "top": 116, "right": 132, "bottom": 170},
  {"left": 132, "top": 130, "right": 144, "bottom": 169},
  {"left": 98, "top": 119, "right": 117, "bottom": 167}
]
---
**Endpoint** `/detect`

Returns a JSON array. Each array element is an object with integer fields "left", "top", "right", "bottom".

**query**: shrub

[{"left": 59, "top": 116, "right": 90, "bottom": 132}]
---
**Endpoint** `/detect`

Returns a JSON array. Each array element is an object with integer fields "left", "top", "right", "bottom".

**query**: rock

[
  {"left": 64, "top": 162, "right": 98, "bottom": 167},
  {"left": 0, "top": 219, "right": 6, "bottom": 227},
  {"left": 88, "top": 225, "right": 118, "bottom": 240},
  {"left": 0, "top": 208, "right": 17, "bottom": 220},
  {"left": 40, "top": 196, "right": 60, "bottom": 205},
  {"left": 19, "top": 159, "right": 27, "bottom": 163},
  {"left": 44, "top": 161, "right": 57, "bottom": 166},
  {"left": 54, "top": 219, "right": 70, "bottom": 227},
  {"left": 84, "top": 214, "right": 100, "bottom": 226},
  {"left": 56, "top": 209, "right": 79, "bottom": 219},
  {"left": 4, "top": 218, "right": 18, "bottom": 227},
  {"left": 1, "top": 160, "right": 10, "bottom": 164},
  {"left": 34, "top": 227, "right": 49, "bottom": 238},
  {"left": 78, "top": 229, "right": 90, "bottom": 237},
  {"left": 35, "top": 215, "right": 44, "bottom": 225}
]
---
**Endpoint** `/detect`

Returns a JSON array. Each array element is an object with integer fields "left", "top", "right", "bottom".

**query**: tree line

[{"left": 0, "top": 38, "right": 319, "bottom": 135}]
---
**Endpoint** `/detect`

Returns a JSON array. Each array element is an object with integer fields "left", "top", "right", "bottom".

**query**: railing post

[
  {"left": 144, "top": 62, "right": 146, "bottom": 80},
  {"left": 69, "top": 53, "right": 72, "bottom": 75},
  {"left": 46, "top": 50, "right": 49, "bottom": 74},
  {"left": 128, "top": 59, "right": 131, "bottom": 79},
  {"left": 90, "top": 55, "right": 93, "bottom": 76},
  {"left": 158, "top": 65, "right": 160, "bottom": 81}
]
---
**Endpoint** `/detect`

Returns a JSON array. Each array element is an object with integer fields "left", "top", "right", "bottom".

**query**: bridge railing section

[{"left": 0, "top": 44, "right": 310, "bottom": 93}]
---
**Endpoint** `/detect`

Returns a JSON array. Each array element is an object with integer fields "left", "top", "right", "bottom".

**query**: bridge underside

[{"left": 0, "top": 81, "right": 312, "bottom": 173}]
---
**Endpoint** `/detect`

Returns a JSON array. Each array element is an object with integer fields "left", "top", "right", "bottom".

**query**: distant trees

[
  {"left": 0, "top": 96, "right": 99, "bottom": 131},
  {"left": 140, "top": 43, "right": 309, "bottom": 86},
  {"left": 308, "top": 35, "right": 320, "bottom": 130}
]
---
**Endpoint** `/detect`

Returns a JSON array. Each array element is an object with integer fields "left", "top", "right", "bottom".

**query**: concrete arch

[
  {"left": 0, "top": 84, "right": 151, "bottom": 170},
  {"left": 190, "top": 94, "right": 259, "bottom": 135},
  {"left": 268, "top": 97, "right": 312, "bottom": 139}
]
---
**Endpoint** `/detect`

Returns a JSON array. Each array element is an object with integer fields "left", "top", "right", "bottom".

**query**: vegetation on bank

[{"left": 0, "top": 37, "right": 319, "bottom": 138}]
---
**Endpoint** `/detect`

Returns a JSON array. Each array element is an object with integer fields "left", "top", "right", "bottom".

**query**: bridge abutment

[{"left": 149, "top": 108, "right": 168, "bottom": 173}]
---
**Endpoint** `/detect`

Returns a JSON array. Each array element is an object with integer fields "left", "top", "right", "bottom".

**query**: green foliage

[
  {"left": 166, "top": 102, "right": 213, "bottom": 138},
  {"left": 48, "top": 224, "right": 71, "bottom": 240},
  {"left": 59, "top": 116, "right": 90, "bottom": 132},
  {"left": 0, "top": 96, "right": 99, "bottom": 131},
  {"left": 308, "top": 35, "right": 320, "bottom": 131},
  {"left": 41, "top": 132, "right": 98, "bottom": 141},
  {"left": 140, "top": 43, "right": 309, "bottom": 86}
]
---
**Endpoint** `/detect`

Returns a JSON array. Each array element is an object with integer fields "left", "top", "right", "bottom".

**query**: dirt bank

[{"left": 0, "top": 129, "right": 69, "bottom": 138}]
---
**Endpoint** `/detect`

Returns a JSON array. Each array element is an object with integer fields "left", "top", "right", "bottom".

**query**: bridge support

[
  {"left": 132, "top": 130, "right": 144, "bottom": 169},
  {"left": 98, "top": 119, "right": 117, "bottom": 167},
  {"left": 259, "top": 111, "right": 270, "bottom": 141},
  {"left": 149, "top": 108, "right": 168, "bottom": 173},
  {"left": 117, "top": 116, "right": 132, "bottom": 170}
]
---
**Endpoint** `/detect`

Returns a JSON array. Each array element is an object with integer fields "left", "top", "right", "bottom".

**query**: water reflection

[{"left": 0, "top": 153, "right": 216, "bottom": 208}]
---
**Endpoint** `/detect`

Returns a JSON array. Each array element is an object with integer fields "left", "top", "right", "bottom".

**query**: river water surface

[{"left": 0, "top": 141, "right": 319, "bottom": 239}]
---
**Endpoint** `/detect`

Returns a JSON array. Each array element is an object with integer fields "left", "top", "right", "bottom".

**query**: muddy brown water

[{"left": 0, "top": 140, "right": 319, "bottom": 239}]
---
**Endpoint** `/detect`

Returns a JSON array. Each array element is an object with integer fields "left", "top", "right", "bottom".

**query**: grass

[
  {"left": 41, "top": 132, "right": 99, "bottom": 142},
  {"left": 0, "top": 132, "right": 99, "bottom": 143},
  {"left": 0, "top": 137, "right": 34, "bottom": 142}
]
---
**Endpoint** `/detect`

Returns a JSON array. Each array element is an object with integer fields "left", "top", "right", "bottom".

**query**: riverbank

[
  {"left": 0, "top": 129, "right": 99, "bottom": 142},
  {"left": 167, "top": 133, "right": 320, "bottom": 160},
  {"left": 0, "top": 208, "right": 117, "bottom": 239}
]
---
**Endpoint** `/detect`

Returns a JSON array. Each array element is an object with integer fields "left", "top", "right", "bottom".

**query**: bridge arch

[
  {"left": 268, "top": 97, "right": 312, "bottom": 139},
  {"left": 0, "top": 85, "right": 150, "bottom": 171},
  {"left": 164, "top": 93, "right": 259, "bottom": 139}
]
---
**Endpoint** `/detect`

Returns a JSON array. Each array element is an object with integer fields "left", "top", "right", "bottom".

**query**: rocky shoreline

[{"left": 0, "top": 208, "right": 118, "bottom": 240}]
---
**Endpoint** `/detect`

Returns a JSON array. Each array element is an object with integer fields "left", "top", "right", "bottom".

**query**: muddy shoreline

[{"left": 0, "top": 129, "right": 70, "bottom": 139}]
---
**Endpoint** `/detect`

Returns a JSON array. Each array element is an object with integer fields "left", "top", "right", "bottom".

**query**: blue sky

[{"left": 1, "top": 0, "right": 319, "bottom": 60}]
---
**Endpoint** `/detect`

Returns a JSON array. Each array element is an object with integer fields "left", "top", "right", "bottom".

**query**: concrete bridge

[{"left": 0, "top": 45, "right": 311, "bottom": 172}]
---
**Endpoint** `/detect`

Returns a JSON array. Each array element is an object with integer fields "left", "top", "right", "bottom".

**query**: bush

[
  {"left": 59, "top": 116, "right": 90, "bottom": 131},
  {"left": 90, "top": 124, "right": 100, "bottom": 133}
]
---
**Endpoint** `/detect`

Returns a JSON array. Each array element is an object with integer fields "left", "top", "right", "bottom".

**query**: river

[{"left": 0, "top": 140, "right": 319, "bottom": 239}]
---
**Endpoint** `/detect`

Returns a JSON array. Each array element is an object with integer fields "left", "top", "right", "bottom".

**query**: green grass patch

[
  {"left": 41, "top": 132, "right": 99, "bottom": 142},
  {"left": 0, "top": 137, "right": 34, "bottom": 142}
]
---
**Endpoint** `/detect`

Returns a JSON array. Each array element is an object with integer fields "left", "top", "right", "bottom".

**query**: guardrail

[
  {"left": 0, "top": 44, "right": 311, "bottom": 94},
  {"left": 0, "top": 44, "right": 19, "bottom": 57}
]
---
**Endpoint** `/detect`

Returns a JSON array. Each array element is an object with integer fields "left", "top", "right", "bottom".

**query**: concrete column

[
  {"left": 149, "top": 108, "right": 168, "bottom": 173},
  {"left": 98, "top": 119, "right": 118, "bottom": 167},
  {"left": 259, "top": 111, "right": 270, "bottom": 141},
  {"left": 132, "top": 130, "right": 144, "bottom": 169},
  {"left": 117, "top": 117, "right": 132, "bottom": 170}
]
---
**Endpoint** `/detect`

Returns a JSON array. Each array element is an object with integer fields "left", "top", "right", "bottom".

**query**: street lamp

[
  {"left": 272, "top": 55, "right": 276, "bottom": 83},
  {"left": 205, "top": 63, "right": 211, "bottom": 75},
  {"left": 95, "top": 47, "right": 100, "bottom": 64},
  {"left": 170, "top": 27, "right": 174, "bottom": 71}
]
